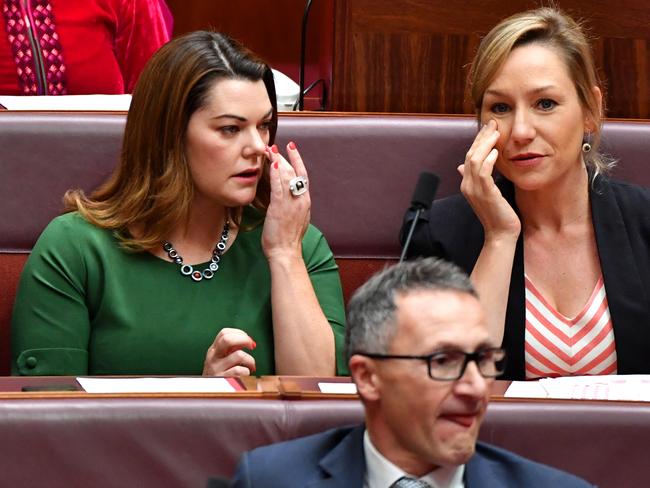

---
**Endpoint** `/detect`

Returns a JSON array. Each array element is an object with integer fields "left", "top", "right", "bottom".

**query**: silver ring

[{"left": 289, "top": 176, "right": 308, "bottom": 197}]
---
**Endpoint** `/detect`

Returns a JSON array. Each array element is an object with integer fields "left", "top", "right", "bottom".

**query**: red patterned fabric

[
  {"left": 524, "top": 274, "right": 617, "bottom": 379},
  {"left": 2, "top": 0, "right": 66, "bottom": 95},
  {"left": 0, "top": 0, "right": 170, "bottom": 95}
]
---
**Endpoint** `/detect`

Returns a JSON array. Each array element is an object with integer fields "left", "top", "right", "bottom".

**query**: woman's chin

[
  {"left": 501, "top": 170, "right": 550, "bottom": 192},
  {"left": 214, "top": 188, "right": 258, "bottom": 208}
]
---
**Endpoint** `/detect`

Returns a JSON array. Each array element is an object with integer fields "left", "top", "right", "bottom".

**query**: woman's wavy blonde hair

[
  {"left": 468, "top": 7, "right": 613, "bottom": 176},
  {"left": 64, "top": 31, "right": 278, "bottom": 251}
]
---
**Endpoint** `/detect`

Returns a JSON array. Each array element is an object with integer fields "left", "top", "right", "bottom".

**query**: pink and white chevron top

[{"left": 524, "top": 274, "right": 617, "bottom": 379}]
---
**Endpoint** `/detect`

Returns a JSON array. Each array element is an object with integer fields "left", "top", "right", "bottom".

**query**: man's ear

[{"left": 350, "top": 355, "right": 381, "bottom": 402}]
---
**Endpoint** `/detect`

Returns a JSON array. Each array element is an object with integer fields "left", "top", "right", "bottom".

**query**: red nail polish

[
  {"left": 288, "top": 141, "right": 296, "bottom": 150},
  {"left": 271, "top": 145, "right": 279, "bottom": 154},
  {"left": 251, "top": 340, "right": 257, "bottom": 349},
  {"left": 273, "top": 162, "right": 278, "bottom": 169}
]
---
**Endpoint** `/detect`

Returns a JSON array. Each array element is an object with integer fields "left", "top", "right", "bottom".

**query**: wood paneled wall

[
  {"left": 165, "top": 0, "right": 649, "bottom": 118},
  {"left": 332, "top": 0, "right": 650, "bottom": 118},
  {"left": 165, "top": 0, "right": 333, "bottom": 110}
]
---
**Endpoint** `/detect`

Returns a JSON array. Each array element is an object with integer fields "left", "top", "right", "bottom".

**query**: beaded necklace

[{"left": 162, "top": 221, "right": 230, "bottom": 282}]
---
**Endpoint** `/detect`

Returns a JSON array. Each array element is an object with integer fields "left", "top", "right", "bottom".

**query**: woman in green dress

[{"left": 11, "top": 31, "right": 346, "bottom": 377}]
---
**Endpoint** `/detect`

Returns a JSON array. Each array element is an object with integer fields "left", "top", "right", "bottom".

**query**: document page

[
  {"left": 318, "top": 382, "right": 358, "bottom": 394},
  {"left": 506, "top": 375, "right": 650, "bottom": 401},
  {"left": 0, "top": 94, "right": 131, "bottom": 111},
  {"left": 77, "top": 377, "right": 240, "bottom": 394}
]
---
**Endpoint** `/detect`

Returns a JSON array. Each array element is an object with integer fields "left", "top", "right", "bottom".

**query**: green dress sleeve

[
  {"left": 11, "top": 215, "right": 90, "bottom": 375},
  {"left": 302, "top": 224, "right": 349, "bottom": 375}
]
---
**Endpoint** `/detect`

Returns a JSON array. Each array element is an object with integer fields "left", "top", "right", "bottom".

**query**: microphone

[
  {"left": 399, "top": 172, "right": 440, "bottom": 262},
  {"left": 298, "top": 0, "right": 314, "bottom": 111}
]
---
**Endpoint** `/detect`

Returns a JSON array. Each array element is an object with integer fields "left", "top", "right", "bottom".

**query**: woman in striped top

[{"left": 402, "top": 7, "right": 650, "bottom": 379}]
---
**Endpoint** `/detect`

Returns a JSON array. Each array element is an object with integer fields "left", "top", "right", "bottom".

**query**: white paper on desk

[
  {"left": 538, "top": 375, "right": 650, "bottom": 401},
  {"left": 318, "top": 382, "right": 357, "bottom": 394},
  {"left": 504, "top": 381, "right": 548, "bottom": 398},
  {"left": 0, "top": 94, "right": 131, "bottom": 111},
  {"left": 77, "top": 377, "right": 236, "bottom": 394}
]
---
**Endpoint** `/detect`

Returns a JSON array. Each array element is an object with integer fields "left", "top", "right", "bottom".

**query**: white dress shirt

[{"left": 363, "top": 430, "right": 465, "bottom": 488}]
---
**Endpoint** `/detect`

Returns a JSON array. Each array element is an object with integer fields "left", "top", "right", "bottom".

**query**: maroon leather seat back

[
  {"left": 4, "top": 112, "right": 650, "bottom": 254},
  {"left": 0, "top": 395, "right": 645, "bottom": 487}
]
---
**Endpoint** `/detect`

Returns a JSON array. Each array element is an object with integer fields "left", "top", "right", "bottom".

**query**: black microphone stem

[
  {"left": 399, "top": 207, "right": 422, "bottom": 263},
  {"left": 298, "top": 0, "right": 314, "bottom": 111}
]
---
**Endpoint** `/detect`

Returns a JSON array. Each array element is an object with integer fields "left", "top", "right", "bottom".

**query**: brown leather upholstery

[
  {"left": 2, "top": 112, "right": 650, "bottom": 374},
  {"left": 0, "top": 394, "right": 645, "bottom": 487}
]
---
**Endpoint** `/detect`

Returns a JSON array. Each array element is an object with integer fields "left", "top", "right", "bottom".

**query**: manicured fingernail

[
  {"left": 251, "top": 340, "right": 257, "bottom": 349},
  {"left": 273, "top": 162, "right": 278, "bottom": 169},
  {"left": 288, "top": 141, "right": 296, "bottom": 150},
  {"left": 271, "top": 145, "right": 279, "bottom": 153}
]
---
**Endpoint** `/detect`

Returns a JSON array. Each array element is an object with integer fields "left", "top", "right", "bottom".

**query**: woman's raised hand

[
  {"left": 202, "top": 327, "right": 256, "bottom": 376},
  {"left": 458, "top": 119, "right": 521, "bottom": 239},
  {"left": 261, "top": 142, "right": 311, "bottom": 261}
]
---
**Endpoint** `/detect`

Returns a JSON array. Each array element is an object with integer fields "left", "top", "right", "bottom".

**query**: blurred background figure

[{"left": 0, "top": 0, "right": 171, "bottom": 95}]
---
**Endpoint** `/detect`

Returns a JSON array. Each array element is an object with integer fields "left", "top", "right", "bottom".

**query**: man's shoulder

[
  {"left": 468, "top": 442, "right": 594, "bottom": 487},
  {"left": 232, "top": 425, "right": 364, "bottom": 487},
  {"left": 248, "top": 424, "right": 360, "bottom": 460}
]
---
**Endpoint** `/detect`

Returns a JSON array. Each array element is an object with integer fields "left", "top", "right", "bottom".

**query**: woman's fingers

[
  {"left": 286, "top": 141, "right": 308, "bottom": 178},
  {"left": 265, "top": 142, "right": 308, "bottom": 179},
  {"left": 261, "top": 142, "right": 311, "bottom": 259},
  {"left": 203, "top": 329, "right": 257, "bottom": 377},
  {"left": 465, "top": 119, "right": 500, "bottom": 176},
  {"left": 220, "top": 365, "right": 253, "bottom": 377},
  {"left": 204, "top": 354, "right": 256, "bottom": 377},
  {"left": 211, "top": 327, "right": 256, "bottom": 357},
  {"left": 215, "top": 349, "right": 257, "bottom": 374},
  {"left": 459, "top": 121, "right": 520, "bottom": 236},
  {"left": 266, "top": 145, "right": 284, "bottom": 200},
  {"left": 266, "top": 144, "right": 309, "bottom": 200}
]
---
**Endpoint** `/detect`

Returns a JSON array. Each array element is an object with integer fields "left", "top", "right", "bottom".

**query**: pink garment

[
  {"left": 0, "top": 0, "right": 170, "bottom": 95},
  {"left": 524, "top": 274, "right": 617, "bottom": 379}
]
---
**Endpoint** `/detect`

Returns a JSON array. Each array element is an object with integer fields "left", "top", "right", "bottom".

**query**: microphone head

[{"left": 411, "top": 172, "right": 440, "bottom": 210}]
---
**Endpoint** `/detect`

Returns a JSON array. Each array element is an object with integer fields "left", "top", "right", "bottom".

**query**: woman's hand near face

[
  {"left": 460, "top": 119, "right": 521, "bottom": 346},
  {"left": 261, "top": 142, "right": 311, "bottom": 261},
  {"left": 259, "top": 142, "right": 336, "bottom": 375},
  {"left": 459, "top": 119, "right": 521, "bottom": 239},
  {"left": 202, "top": 328, "right": 256, "bottom": 376}
]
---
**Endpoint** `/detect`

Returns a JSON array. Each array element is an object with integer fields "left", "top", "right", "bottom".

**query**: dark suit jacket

[
  {"left": 401, "top": 175, "right": 650, "bottom": 379},
  {"left": 230, "top": 425, "right": 594, "bottom": 487}
]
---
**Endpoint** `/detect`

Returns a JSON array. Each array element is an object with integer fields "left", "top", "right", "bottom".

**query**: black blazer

[{"left": 402, "top": 175, "right": 650, "bottom": 379}]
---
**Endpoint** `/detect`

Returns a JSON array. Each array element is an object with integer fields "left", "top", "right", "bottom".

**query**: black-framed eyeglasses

[{"left": 354, "top": 347, "right": 506, "bottom": 381}]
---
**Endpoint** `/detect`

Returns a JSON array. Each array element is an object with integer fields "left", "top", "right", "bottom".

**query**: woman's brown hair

[{"left": 64, "top": 31, "right": 278, "bottom": 250}]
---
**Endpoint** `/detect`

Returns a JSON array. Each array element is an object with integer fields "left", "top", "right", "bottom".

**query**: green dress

[{"left": 11, "top": 209, "right": 347, "bottom": 376}]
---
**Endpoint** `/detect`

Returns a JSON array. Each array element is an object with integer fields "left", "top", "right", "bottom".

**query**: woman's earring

[{"left": 582, "top": 133, "right": 592, "bottom": 153}]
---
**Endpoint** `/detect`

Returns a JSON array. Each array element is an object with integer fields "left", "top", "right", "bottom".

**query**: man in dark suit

[{"left": 231, "top": 258, "right": 594, "bottom": 488}]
